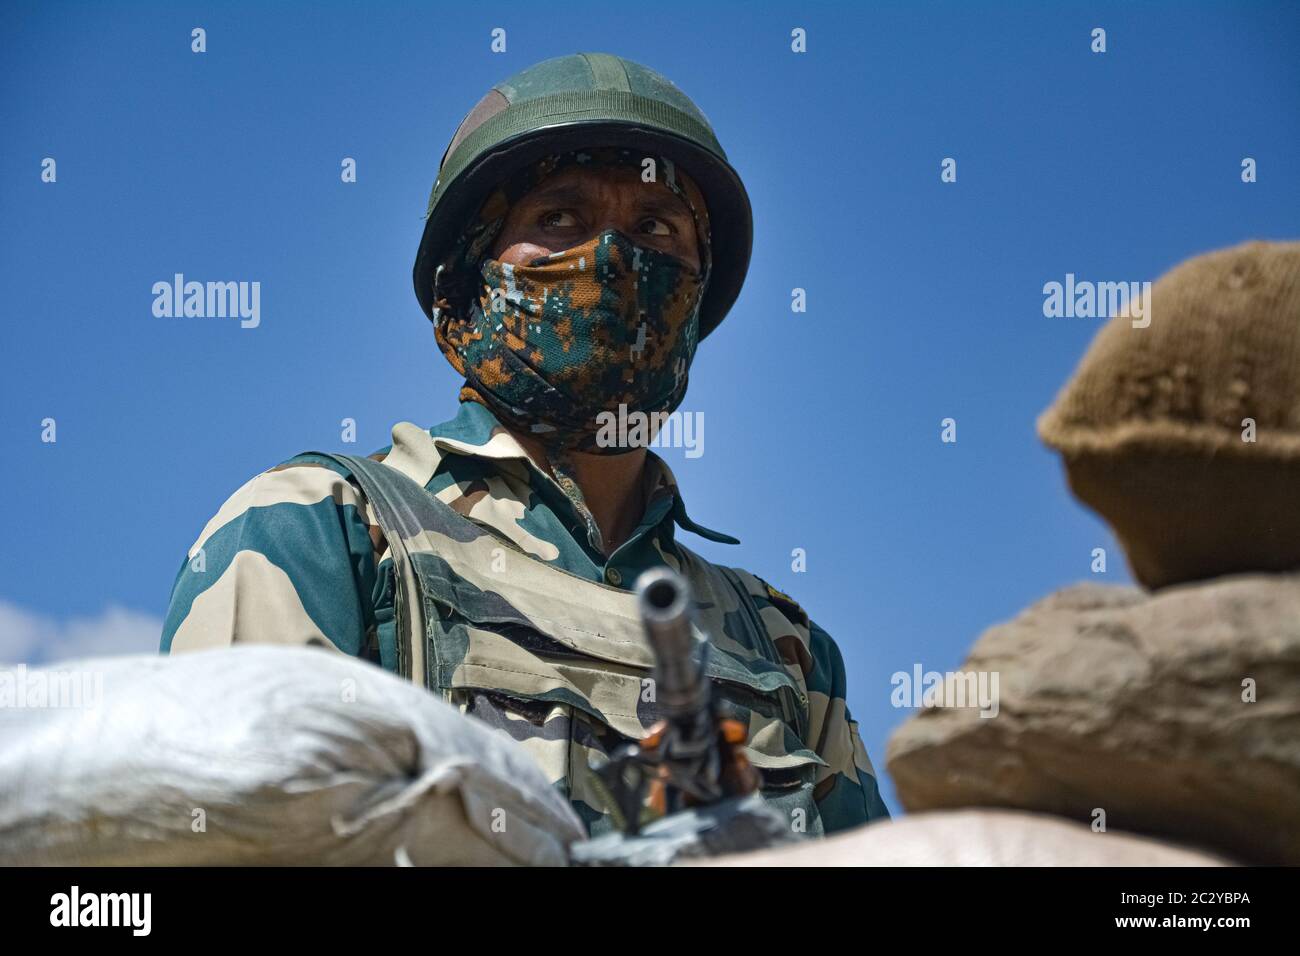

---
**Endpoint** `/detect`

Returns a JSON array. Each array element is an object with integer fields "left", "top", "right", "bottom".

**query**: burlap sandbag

[
  {"left": 0, "top": 646, "right": 587, "bottom": 865},
  {"left": 1038, "top": 240, "right": 1300, "bottom": 589},
  {"left": 886, "top": 576, "right": 1300, "bottom": 864}
]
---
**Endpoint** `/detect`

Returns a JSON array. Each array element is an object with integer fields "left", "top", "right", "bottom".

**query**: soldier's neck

[{"left": 511, "top": 430, "right": 648, "bottom": 557}]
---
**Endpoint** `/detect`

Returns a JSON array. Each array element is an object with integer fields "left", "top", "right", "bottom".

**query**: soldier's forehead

[{"left": 517, "top": 164, "right": 691, "bottom": 212}]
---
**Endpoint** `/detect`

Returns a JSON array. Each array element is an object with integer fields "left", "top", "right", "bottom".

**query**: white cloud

[{"left": 0, "top": 601, "right": 162, "bottom": 665}]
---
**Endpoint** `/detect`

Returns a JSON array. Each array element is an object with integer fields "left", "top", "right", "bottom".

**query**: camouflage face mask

[
  {"left": 436, "top": 148, "right": 712, "bottom": 454},
  {"left": 454, "top": 228, "right": 704, "bottom": 450}
]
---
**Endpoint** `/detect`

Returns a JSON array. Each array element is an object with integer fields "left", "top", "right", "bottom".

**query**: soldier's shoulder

[
  {"left": 197, "top": 450, "right": 379, "bottom": 536},
  {"left": 724, "top": 560, "right": 850, "bottom": 648},
  {"left": 248, "top": 449, "right": 381, "bottom": 498},
  {"left": 278, "top": 448, "right": 388, "bottom": 482},
  {"left": 672, "top": 545, "right": 812, "bottom": 626},
  {"left": 721, "top": 563, "right": 812, "bottom": 628}
]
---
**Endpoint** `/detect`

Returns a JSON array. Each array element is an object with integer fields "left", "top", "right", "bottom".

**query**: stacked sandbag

[
  {"left": 886, "top": 575, "right": 1300, "bottom": 864},
  {"left": 699, "top": 808, "right": 1226, "bottom": 867},
  {"left": 0, "top": 645, "right": 586, "bottom": 866},
  {"left": 1037, "top": 240, "right": 1300, "bottom": 590}
]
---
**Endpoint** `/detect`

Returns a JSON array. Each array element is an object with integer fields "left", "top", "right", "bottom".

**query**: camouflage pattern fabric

[{"left": 161, "top": 403, "right": 889, "bottom": 835}]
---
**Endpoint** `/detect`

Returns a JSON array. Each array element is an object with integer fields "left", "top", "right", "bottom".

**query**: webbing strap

[{"left": 309, "top": 452, "right": 485, "bottom": 688}]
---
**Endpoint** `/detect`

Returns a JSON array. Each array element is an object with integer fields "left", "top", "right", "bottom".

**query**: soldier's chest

[{"left": 410, "top": 547, "right": 824, "bottom": 835}]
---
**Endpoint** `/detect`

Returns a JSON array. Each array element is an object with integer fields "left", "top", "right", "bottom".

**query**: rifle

[{"left": 569, "top": 567, "right": 803, "bottom": 865}]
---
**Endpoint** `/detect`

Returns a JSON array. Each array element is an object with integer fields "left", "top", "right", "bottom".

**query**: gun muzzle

[{"left": 636, "top": 567, "right": 711, "bottom": 723}]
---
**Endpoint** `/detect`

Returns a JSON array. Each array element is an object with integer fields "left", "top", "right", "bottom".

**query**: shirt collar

[
  {"left": 387, "top": 402, "right": 738, "bottom": 546},
  {"left": 640, "top": 449, "right": 740, "bottom": 545}
]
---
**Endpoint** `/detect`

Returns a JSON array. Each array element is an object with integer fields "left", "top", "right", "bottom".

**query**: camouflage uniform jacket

[{"left": 161, "top": 402, "right": 889, "bottom": 835}]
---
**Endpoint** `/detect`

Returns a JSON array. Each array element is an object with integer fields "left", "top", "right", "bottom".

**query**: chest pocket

[{"left": 319, "top": 452, "right": 825, "bottom": 833}]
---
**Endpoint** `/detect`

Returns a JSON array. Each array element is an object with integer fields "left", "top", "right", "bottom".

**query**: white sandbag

[
  {"left": 0, "top": 646, "right": 586, "bottom": 866},
  {"left": 699, "top": 809, "right": 1229, "bottom": 867}
]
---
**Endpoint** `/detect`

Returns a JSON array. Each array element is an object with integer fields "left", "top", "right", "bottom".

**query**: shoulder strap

[
  {"left": 309, "top": 452, "right": 489, "bottom": 689},
  {"left": 713, "top": 565, "right": 808, "bottom": 742}
]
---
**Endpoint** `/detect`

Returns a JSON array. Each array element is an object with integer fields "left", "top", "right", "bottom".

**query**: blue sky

[{"left": 2, "top": 0, "right": 1297, "bottom": 813}]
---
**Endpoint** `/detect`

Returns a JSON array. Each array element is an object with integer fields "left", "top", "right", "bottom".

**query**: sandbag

[
  {"left": 1037, "top": 239, "right": 1300, "bottom": 589},
  {"left": 699, "top": 809, "right": 1227, "bottom": 866},
  {"left": 0, "top": 645, "right": 586, "bottom": 866},
  {"left": 886, "top": 575, "right": 1300, "bottom": 864}
]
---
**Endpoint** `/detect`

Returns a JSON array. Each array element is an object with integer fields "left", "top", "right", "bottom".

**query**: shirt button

[{"left": 605, "top": 567, "right": 623, "bottom": 586}]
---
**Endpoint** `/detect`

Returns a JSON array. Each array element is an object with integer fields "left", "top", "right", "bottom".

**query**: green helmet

[{"left": 413, "top": 52, "right": 752, "bottom": 341}]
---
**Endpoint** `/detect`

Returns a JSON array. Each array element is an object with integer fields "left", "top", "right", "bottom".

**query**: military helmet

[{"left": 413, "top": 52, "right": 752, "bottom": 341}]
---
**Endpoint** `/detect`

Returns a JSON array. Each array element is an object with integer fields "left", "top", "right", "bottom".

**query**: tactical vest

[{"left": 318, "top": 452, "right": 825, "bottom": 836}]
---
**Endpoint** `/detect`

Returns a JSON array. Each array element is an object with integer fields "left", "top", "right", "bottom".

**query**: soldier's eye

[
  {"left": 540, "top": 210, "right": 580, "bottom": 228},
  {"left": 638, "top": 217, "right": 673, "bottom": 237}
]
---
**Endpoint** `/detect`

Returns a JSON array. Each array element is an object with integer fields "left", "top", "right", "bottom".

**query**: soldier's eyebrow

[
  {"left": 633, "top": 192, "right": 693, "bottom": 220},
  {"left": 521, "top": 182, "right": 691, "bottom": 220},
  {"left": 520, "top": 183, "right": 590, "bottom": 208}
]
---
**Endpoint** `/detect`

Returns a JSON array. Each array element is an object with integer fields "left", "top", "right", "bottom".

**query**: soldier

[{"left": 161, "top": 53, "right": 889, "bottom": 837}]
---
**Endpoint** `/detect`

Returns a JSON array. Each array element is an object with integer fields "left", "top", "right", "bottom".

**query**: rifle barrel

[{"left": 636, "top": 567, "right": 711, "bottom": 722}]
